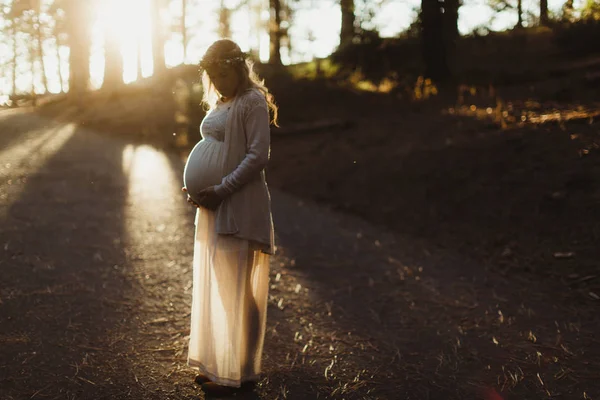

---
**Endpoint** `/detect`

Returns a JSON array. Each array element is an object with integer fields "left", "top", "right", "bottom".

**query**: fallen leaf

[
  {"left": 553, "top": 252, "right": 575, "bottom": 259},
  {"left": 149, "top": 317, "right": 169, "bottom": 324}
]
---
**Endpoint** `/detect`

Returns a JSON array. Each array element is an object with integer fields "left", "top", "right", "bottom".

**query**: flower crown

[{"left": 199, "top": 50, "right": 247, "bottom": 70}]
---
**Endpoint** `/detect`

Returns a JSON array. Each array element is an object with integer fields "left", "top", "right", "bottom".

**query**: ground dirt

[{"left": 1, "top": 73, "right": 599, "bottom": 400}]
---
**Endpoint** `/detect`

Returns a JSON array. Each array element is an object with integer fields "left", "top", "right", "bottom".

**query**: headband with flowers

[{"left": 199, "top": 50, "right": 247, "bottom": 70}]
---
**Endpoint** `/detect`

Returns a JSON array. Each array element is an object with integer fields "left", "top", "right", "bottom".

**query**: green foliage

[
  {"left": 581, "top": 0, "right": 600, "bottom": 20},
  {"left": 553, "top": 18, "right": 600, "bottom": 56}
]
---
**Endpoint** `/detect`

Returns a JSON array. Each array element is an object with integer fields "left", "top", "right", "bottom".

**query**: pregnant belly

[{"left": 183, "top": 139, "right": 224, "bottom": 204}]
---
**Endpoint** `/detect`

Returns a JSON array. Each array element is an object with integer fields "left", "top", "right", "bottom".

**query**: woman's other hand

[{"left": 182, "top": 187, "right": 201, "bottom": 208}]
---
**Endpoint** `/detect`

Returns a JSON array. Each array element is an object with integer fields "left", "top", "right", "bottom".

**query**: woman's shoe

[
  {"left": 194, "top": 374, "right": 212, "bottom": 385},
  {"left": 200, "top": 382, "right": 237, "bottom": 396}
]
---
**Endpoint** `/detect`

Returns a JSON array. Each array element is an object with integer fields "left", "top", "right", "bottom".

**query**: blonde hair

[{"left": 200, "top": 39, "right": 279, "bottom": 127}]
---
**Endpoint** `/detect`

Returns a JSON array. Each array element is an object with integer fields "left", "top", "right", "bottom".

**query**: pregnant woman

[{"left": 182, "top": 39, "right": 278, "bottom": 396}]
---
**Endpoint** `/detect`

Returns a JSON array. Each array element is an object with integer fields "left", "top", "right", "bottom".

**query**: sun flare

[{"left": 92, "top": 0, "right": 158, "bottom": 86}]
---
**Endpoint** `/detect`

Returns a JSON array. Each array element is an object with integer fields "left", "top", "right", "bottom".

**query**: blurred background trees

[{"left": 1, "top": 0, "right": 600, "bottom": 106}]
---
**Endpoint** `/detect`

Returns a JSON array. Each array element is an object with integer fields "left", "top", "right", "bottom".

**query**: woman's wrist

[{"left": 213, "top": 184, "right": 228, "bottom": 199}]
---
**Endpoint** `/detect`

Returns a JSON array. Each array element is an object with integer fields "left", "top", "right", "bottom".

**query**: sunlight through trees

[{"left": 0, "top": 0, "right": 597, "bottom": 103}]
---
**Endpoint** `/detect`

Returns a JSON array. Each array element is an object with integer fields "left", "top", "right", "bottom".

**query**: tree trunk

[
  {"left": 269, "top": 0, "right": 282, "bottom": 65},
  {"left": 11, "top": 24, "right": 17, "bottom": 94},
  {"left": 151, "top": 0, "right": 166, "bottom": 75},
  {"left": 516, "top": 0, "right": 523, "bottom": 28},
  {"left": 137, "top": 39, "right": 143, "bottom": 80},
  {"left": 250, "top": 0, "right": 262, "bottom": 57},
  {"left": 562, "top": 0, "right": 574, "bottom": 21},
  {"left": 540, "top": 0, "right": 549, "bottom": 25},
  {"left": 340, "top": 0, "right": 355, "bottom": 48},
  {"left": 218, "top": 0, "right": 232, "bottom": 38},
  {"left": 102, "top": 26, "right": 123, "bottom": 89},
  {"left": 34, "top": 7, "right": 48, "bottom": 93},
  {"left": 182, "top": 0, "right": 187, "bottom": 62},
  {"left": 28, "top": 39, "right": 37, "bottom": 105},
  {"left": 421, "top": 0, "right": 447, "bottom": 83},
  {"left": 11, "top": 22, "right": 18, "bottom": 106},
  {"left": 65, "top": 0, "right": 91, "bottom": 96},
  {"left": 444, "top": 0, "right": 459, "bottom": 81},
  {"left": 54, "top": 35, "right": 64, "bottom": 93}
]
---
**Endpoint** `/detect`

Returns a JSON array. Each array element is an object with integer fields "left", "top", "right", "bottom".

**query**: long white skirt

[{"left": 187, "top": 207, "right": 270, "bottom": 387}]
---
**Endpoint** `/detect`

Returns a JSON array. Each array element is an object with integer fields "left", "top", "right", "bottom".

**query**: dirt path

[{"left": 0, "top": 109, "right": 597, "bottom": 400}]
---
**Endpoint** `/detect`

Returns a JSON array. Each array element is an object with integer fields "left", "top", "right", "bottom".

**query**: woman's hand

[
  {"left": 196, "top": 186, "right": 223, "bottom": 211},
  {"left": 182, "top": 186, "right": 223, "bottom": 211}
]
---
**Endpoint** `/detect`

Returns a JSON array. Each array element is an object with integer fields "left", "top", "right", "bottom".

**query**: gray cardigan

[{"left": 213, "top": 88, "right": 275, "bottom": 254}]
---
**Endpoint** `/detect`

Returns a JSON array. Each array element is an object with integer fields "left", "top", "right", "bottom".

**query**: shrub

[
  {"left": 331, "top": 30, "right": 422, "bottom": 86},
  {"left": 553, "top": 19, "right": 600, "bottom": 56}
]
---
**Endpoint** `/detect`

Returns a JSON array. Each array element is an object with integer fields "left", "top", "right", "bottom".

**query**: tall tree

[
  {"left": 421, "top": 0, "right": 446, "bottom": 82},
  {"left": 217, "top": 0, "right": 249, "bottom": 39},
  {"left": 27, "top": 26, "right": 36, "bottom": 102},
  {"left": 540, "top": 0, "right": 549, "bottom": 25},
  {"left": 54, "top": 35, "right": 64, "bottom": 92},
  {"left": 102, "top": 21, "right": 123, "bottom": 88},
  {"left": 420, "top": 0, "right": 460, "bottom": 84},
  {"left": 444, "top": 0, "right": 459, "bottom": 77},
  {"left": 63, "top": 0, "right": 92, "bottom": 96},
  {"left": 249, "top": 0, "right": 264, "bottom": 56},
  {"left": 10, "top": 0, "right": 49, "bottom": 93},
  {"left": 0, "top": 4, "right": 19, "bottom": 100},
  {"left": 561, "top": 0, "right": 574, "bottom": 21},
  {"left": 181, "top": 0, "right": 187, "bottom": 62},
  {"left": 32, "top": 0, "right": 48, "bottom": 92},
  {"left": 151, "top": 0, "right": 166, "bottom": 75},
  {"left": 11, "top": 21, "right": 18, "bottom": 99},
  {"left": 269, "top": 0, "right": 282, "bottom": 64},
  {"left": 219, "top": 0, "right": 232, "bottom": 38},
  {"left": 3, "top": 2, "right": 20, "bottom": 103},
  {"left": 490, "top": 0, "right": 524, "bottom": 28},
  {"left": 137, "top": 35, "right": 144, "bottom": 79},
  {"left": 48, "top": 1, "right": 66, "bottom": 92},
  {"left": 340, "top": 0, "right": 355, "bottom": 47}
]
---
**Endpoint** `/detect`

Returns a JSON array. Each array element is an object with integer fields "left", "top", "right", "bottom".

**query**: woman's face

[{"left": 206, "top": 64, "right": 240, "bottom": 99}]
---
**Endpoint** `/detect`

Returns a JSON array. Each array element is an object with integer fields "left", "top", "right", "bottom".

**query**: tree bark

[
  {"left": 562, "top": 0, "right": 574, "bottom": 21},
  {"left": 340, "top": 0, "right": 355, "bottom": 48},
  {"left": 218, "top": 0, "right": 232, "bottom": 38},
  {"left": 250, "top": 0, "right": 263, "bottom": 56},
  {"left": 516, "top": 0, "right": 523, "bottom": 28},
  {"left": 444, "top": 0, "right": 459, "bottom": 80},
  {"left": 540, "top": 0, "right": 549, "bottom": 25},
  {"left": 421, "top": 0, "right": 447, "bottom": 83},
  {"left": 28, "top": 39, "right": 37, "bottom": 105},
  {"left": 34, "top": 5, "right": 48, "bottom": 93},
  {"left": 54, "top": 35, "right": 64, "bottom": 93},
  {"left": 49, "top": 0, "right": 66, "bottom": 92},
  {"left": 137, "top": 39, "right": 143, "bottom": 80},
  {"left": 65, "top": 0, "right": 91, "bottom": 96},
  {"left": 102, "top": 26, "right": 123, "bottom": 89},
  {"left": 151, "top": 0, "right": 166, "bottom": 75},
  {"left": 11, "top": 24, "right": 17, "bottom": 95},
  {"left": 182, "top": 0, "right": 187, "bottom": 62},
  {"left": 269, "top": 0, "right": 282, "bottom": 65},
  {"left": 420, "top": 0, "right": 460, "bottom": 85},
  {"left": 11, "top": 22, "right": 18, "bottom": 105}
]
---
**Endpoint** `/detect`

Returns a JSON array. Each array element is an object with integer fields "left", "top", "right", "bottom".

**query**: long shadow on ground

[
  {"left": 0, "top": 119, "right": 142, "bottom": 399},
  {"left": 0, "top": 112, "right": 341, "bottom": 400}
]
